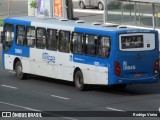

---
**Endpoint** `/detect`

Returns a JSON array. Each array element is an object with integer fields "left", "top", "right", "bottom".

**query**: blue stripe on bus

[
  {"left": 4, "top": 18, "right": 31, "bottom": 26},
  {"left": 73, "top": 54, "right": 108, "bottom": 67},
  {"left": 6, "top": 43, "right": 30, "bottom": 58}
]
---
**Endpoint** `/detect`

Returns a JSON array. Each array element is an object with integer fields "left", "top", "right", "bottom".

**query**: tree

[
  {"left": 30, "top": 0, "right": 37, "bottom": 16},
  {"left": 30, "top": 0, "right": 37, "bottom": 9}
]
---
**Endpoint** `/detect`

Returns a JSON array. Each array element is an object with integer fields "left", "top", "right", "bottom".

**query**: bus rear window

[
  {"left": 119, "top": 33, "right": 155, "bottom": 51},
  {"left": 121, "top": 35, "right": 143, "bottom": 49}
]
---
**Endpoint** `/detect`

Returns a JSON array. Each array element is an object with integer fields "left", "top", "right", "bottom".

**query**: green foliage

[
  {"left": 0, "top": 19, "right": 3, "bottom": 27},
  {"left": 30, "top": 0, "right": 37, "bottom": 9}
]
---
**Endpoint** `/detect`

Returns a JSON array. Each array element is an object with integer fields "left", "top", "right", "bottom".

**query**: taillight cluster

[
  {"left": 114, "top": 61, "right": 122, "bottom": 77},
  {"left": 154, "top": 60, "right": 159, "bottom": 74}
]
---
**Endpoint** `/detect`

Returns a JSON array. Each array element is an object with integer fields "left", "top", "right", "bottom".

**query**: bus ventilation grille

[
  {"left": 91, "top": 22, "right": 101, "bottom": 26},
  {"left": 59, "top": 19, "right": 69, "bottom": 22},
  {"left": 101, "top": 24, "right": 119, "bottom": 27},
  {"left": 75, "top": 20, "right": 85, "bottom": 24},
  {"left": 117, "top": 25, "right": 127, "bottom": 28}
]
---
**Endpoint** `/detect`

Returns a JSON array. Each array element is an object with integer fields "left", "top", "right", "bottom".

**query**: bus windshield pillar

[{"left": 0, "top": 31, "right": 4, "bottom": 44}]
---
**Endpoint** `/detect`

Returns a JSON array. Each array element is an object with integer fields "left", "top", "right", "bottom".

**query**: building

[{"left": 28, "top": 0, "right": 73, "bottom": 19}]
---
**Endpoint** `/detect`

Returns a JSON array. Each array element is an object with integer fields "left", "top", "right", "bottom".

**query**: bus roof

[{"left": 4, "top": 16, "right": 156, "bottom": 35}]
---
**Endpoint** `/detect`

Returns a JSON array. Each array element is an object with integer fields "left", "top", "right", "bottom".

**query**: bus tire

[
  {"left": 98, "top": 2, "right": 104, "bottom": 10},
  {"left": 79, "top": 1, "right": 86, "bottom": 9},
  {"left": 74, "top": 70, "right": 86, "bottom": 91},
  {"left": 15, "top": 61, "right": 26, "bottom": 80}
]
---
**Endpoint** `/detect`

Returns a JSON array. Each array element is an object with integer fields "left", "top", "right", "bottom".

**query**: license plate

[{"left": 134, "top": 73, "right": 142, "bottom": 77}]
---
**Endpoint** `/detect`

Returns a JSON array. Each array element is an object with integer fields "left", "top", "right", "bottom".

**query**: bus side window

[
  {"left": 72, "top": 32, "right": 83, "bottom": 54},
  {"left": 46, "top": 29, "right": 58, "bottom": 51},
  {"left": 98, "top": 36, "right": 111, "bottom": 58},
  {"left": 85, "top": 34, "right": 97, "bottom": 56},
  {"left": 26, "top": 26, "right": 35, "bottom": 47},
  {"left": 16, "top": 25, "right": 25, "bottom": 46},
  {"left": 36, "top": 27, "right": 46, "bottom": 49},
  {"left": 59, "top": 30, "right": 70, "bottom": 53},
  {"left": 3, "top": 23, "right": 14, "bottom": 52}
]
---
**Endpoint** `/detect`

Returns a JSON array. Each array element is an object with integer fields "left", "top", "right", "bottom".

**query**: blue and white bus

[{"left": 1, "top": 16, "right": 159, "bottom": 90}]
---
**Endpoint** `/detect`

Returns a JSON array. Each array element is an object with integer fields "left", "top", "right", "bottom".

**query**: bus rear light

[
  {"left": 154, "top": 60, "right": 159, "bottom": 73},
  {"left": 114, "top": 61, "right": 122, "bottom": 77}
]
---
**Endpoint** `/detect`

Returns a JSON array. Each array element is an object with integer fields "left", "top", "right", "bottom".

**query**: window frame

[
  {"left": 71, "top": 32, "right": 84, "bottom": 54},
  {"left": 84, "top": 34, "right": 98, "bottom": 56},
  {"left": 97, "top": 36, "right": 111, "bottom": 58},
  {"left": 58, "top": 30, "right": 71, "bottom": 53},
  {"left": 36, "top": 27, "right": 46, "bottom": 49},
  {"left": 16, "top": 25, "right": 26, "bottom": 46},
  {"left": 46, "top": 28, "right": 58, "bottom": 51},
  {"left": 26, "top": 26, "right": 35, "bottom": 48}
]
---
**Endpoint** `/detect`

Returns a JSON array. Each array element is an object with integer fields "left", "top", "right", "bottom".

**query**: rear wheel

[
  {"left": 15, "top": 61, "right": 26, "bottom": 80},
  {"left": 74, "top": 70, "right": 87, "bottom": 91},
  {"left": 79, "top": 1, "right": 86, "bottom": 9},
  {"left": 98, "top": 2, "right": 104, "bottom": 10}
]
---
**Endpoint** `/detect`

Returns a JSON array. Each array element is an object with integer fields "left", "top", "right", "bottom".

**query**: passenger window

[
  {"left": 72, "top": 32, "right": 84, "bottom": 54},
  {"left": 85, "top": 34, "right": 97, "bottom": 56},
  {"left": 16, "top": 25, "right": 25, "bottom": 46},
  {"left": 26, "top": 26, "right": 35, "bottom": 47},
  {"left": 3, "top": 24, "right": 14, "bottom": 51},
  {"left": 98, "top": 36, "right": 111, "bottom": 58},
  {"left": 36, "top": 28, "right": 46, "bottom": 49},
  {"left": 46, "top": 29, "right": 58, "bottom": 51},
  {"left": 59, "top": 31, "right": 70, "bottom": 52}
]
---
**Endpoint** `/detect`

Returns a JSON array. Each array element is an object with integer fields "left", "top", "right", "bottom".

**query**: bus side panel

[
  {"left": 73, "top": 54, "right": 109, "bottom": 85},
  {"left": 28, "top": 47, "right": 109, "bottom": 85},
  {"left": 74, "top": 27, "right": 117, "bottom": 85},
  {"left": 2, "top": 18, "right": 31, "bottom": 72},
  {"left": 4, "top": 55, "right": 31, "bottom": 74},
  {"left": 54, "top": 52, "right": 75, "bottom": 81},
  {"left": 3, "top": 43, "right": 30, "bottom": 71},
  {"left": 29, "top": 47, "right": 76, "bottom": 82}
]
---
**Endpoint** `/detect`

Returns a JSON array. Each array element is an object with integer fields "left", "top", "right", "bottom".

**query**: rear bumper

[{"left": 109, "top": 74, "right": 159, "bottom": 85}]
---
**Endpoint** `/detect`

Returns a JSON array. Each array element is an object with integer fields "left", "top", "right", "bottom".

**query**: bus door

[{"left": 115, "top": 33, "right": 158, "bottom": 80}]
